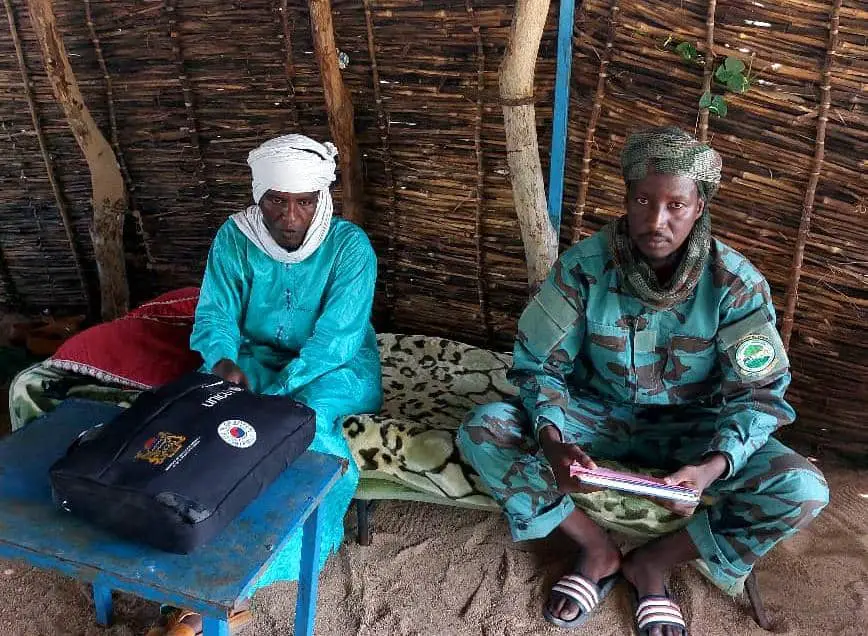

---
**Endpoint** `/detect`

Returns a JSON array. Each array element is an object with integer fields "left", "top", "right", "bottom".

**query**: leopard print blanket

[{"left": 343, "top": 334, "right": 687, "bottom": 539}]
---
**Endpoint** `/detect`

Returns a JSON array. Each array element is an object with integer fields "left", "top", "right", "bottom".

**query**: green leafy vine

[{"left": 662, "top": 37, "right": 752, "bottom": 118}]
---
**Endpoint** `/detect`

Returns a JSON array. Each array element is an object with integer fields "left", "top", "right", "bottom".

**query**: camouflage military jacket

[{"left": 510, "top": 224, "right": 794, "bottom": 477}]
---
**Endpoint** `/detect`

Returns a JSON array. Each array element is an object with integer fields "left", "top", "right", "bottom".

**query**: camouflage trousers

[{"left": 457, "top": 396, "right": 829, "bottom": 591}]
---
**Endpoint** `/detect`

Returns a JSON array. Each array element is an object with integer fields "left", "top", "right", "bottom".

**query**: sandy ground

[{"left": 0, "top": 459, "right": 864, "bottom": 636}]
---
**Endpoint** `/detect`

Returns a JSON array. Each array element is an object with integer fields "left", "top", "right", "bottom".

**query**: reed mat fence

[{"left": 0, "top": 0, "right": 865, "bottom": 461}]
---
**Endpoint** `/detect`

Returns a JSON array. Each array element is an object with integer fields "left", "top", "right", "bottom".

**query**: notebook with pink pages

[{"left": 569, "top": 462, "right": 700, "bottom": 504}]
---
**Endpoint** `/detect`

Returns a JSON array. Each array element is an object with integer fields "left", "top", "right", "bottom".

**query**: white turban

[
  {"left": 232, "top": 134, "right": 339, "bottom": 264},
  {"left": 248, "top": 134, "right": 338, "bottom": 204}
]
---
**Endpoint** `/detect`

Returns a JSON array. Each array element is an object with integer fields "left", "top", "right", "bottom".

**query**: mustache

[{"left": 639, "top": 231, "right": 670, "bottom": 241}]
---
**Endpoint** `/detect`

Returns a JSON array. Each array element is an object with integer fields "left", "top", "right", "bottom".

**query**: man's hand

[
  {"left": 212, "top": 359, "right": 250, "bottom": 389},
  {"left": 658, "top": 453, "right": 728, "bottom": 516},
  {"left": 538, "top": 425, "right": 601, "bottom": 494}
]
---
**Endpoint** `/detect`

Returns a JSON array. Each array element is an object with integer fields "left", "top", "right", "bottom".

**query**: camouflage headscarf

[
  {"left": 611, "top": 126, "right": 722, "bottom": 310},
  {"left": 620, "top": 126, "right": 722, "bottom": 200}
]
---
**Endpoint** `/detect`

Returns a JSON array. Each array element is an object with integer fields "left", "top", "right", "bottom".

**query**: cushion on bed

[{"left": 45, "top": 288, "right": 203, "bottom": 389}]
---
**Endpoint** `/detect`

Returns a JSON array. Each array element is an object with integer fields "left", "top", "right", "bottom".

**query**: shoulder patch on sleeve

[
  {"left": 517, "top": 282, "right": 581, "bottom": 359},
  {"left": 718, "top": 308, "right": 789, "bottom": 379}
]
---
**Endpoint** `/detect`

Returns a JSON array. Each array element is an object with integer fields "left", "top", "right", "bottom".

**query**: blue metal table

[{"left": 0, "top": 399, "right": 345, "bottom": 636}]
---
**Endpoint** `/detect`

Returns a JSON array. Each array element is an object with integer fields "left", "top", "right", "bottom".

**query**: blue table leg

[
  {"left": 92, "top": 583, "right": 112, "bottom": 626},
  {"left": 294, "top": 506, "right": 322, "bottom": 636},
  {"left": 203, "top": 615, "right": 230, "bottom": 636}
]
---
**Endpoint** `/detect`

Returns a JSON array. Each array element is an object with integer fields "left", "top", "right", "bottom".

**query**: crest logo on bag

[
  {"left": 217, "top": 420, "right": 257, "bottom": 449},
  {"left": 135, "top": 432, "right": 187, "bottom": 465}
]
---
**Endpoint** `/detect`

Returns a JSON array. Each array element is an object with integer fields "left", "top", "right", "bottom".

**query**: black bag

[{"left": 49, "top": 372, "right": 316, "bottom": 553}]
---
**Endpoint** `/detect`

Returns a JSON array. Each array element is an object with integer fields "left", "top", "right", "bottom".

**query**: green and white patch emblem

[{"left": 734, "top": 335, "right": 776, "bottom": 375}]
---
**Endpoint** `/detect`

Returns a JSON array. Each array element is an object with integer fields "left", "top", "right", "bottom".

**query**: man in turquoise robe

[{"left": 160, "top": 134, "right": 381, "bottom": 634}]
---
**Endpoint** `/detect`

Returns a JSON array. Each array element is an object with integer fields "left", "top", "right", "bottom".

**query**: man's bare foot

[
  {"left": 546, "top": 509, "right": 622, "bottom": 623},
  {"left": 546, "top": 541, "right": 622, "bottom": 623},
  {"left": 621, "top": 546, "right": 667, "bottom": 599},
  {"left": 622, "top": 539, "right": 691, "bottom": 636}
]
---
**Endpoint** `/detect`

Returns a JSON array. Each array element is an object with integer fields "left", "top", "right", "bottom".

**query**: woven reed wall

[{"left": 0, "top": 0, "right": 865, "bottom": 460}]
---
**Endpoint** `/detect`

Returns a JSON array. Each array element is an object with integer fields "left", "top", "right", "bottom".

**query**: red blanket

[{"left": 48, "top": 288, "right": 204, "bottom": 389}]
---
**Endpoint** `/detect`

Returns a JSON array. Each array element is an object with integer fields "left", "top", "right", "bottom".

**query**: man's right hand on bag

[{"left": 212, "top": 359, "right": 250, "bottom": 389}]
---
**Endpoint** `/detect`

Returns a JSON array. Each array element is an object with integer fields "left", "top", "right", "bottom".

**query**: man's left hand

[{"left": 657, "top": 453, "right": 728, "bottom": 516}]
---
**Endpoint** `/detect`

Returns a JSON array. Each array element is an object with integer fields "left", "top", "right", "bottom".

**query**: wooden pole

[
  {"left": 781, "top": 0, "right": 842, "bottom": 349},
  {"left": 466, "top": 0, "right": 492, "bottom": 345},
  {"left": 573, "top": 0, "right": 620, "bottom": 243},
  {"left": 165, "top": 0, "right": 210, "bottom": 209},
  {"left": 697, "top": 0, "right": 717, "bottom": 143},
  {"left": 546, "top": 0, "right": 576, "bottom": 236},
  {"left": 500, "top": 0, "right": 557, "bottom": 292},
  {"left": 362, "top": 0, "right": 396, "bottom": 324},
  {"left": 26, "top": 0, "right": 129, "bottom": 321},
  {"left": 83, "top": 0, "right": 153, "bottom": 269},
  {"left": 274, "top": 0, "right": 301, "bottom": 129},
  {"left": 308, "top": 0, "right": 364, "bottom": 226},
  {"left": 5, "top": 0, "right": 92, "bottom": 315}
]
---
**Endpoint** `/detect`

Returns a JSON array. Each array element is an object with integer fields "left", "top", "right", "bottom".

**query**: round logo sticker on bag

[
  {"left": 217, "top": 420, "right": 257, "bottom": 449},
  {"left": 734, "top": 336, "right": 776, "bottom": 375}
]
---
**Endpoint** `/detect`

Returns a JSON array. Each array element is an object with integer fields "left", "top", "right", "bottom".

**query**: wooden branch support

[
  {"left": 500, "top": 0, "right": 558, "bottom": 292},
  {"left": 4, "top": 0, "right": 92, "bottom": 314},
  {"left": 164, "top": 0, "right": 210, "bottom": 206},
  {"left": 308, "top": 0, "right": 364, "bottom": 226},
  {"left": 27, "top": 0, "right": 129, "bottom": 321},
  {"left": 274, "top": 0, "right": 300, "bottom": 129},
  {"left": 573, "top": 0, "right": 619, "bottom": 243},
  {"left": 781, "top": 0, "right": 842, "bottom": 349},
  {"left": 698, "top": 0, "right": 717, "bottom": 143},
  {"left": 363, "top": 0, "right": 396, "bottom": 323},
  {"left": 466, "top": 0, "right": 491, "bottom": 344},
  {"left": 83, "top": 0, "right": 153, "bottom": 269}
]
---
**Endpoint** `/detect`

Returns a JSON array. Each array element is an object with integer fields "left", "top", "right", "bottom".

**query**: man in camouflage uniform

[{"left": 457, "top": 127, "right": 828, "bottom": 635}]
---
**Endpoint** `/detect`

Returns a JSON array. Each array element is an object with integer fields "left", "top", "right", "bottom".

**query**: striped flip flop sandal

[
  {"left": 631, "top": 586, "right": 688, "bottom": 636},
  {"left": 542, "top": 569, "right": 620, "bottom": 629}
]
